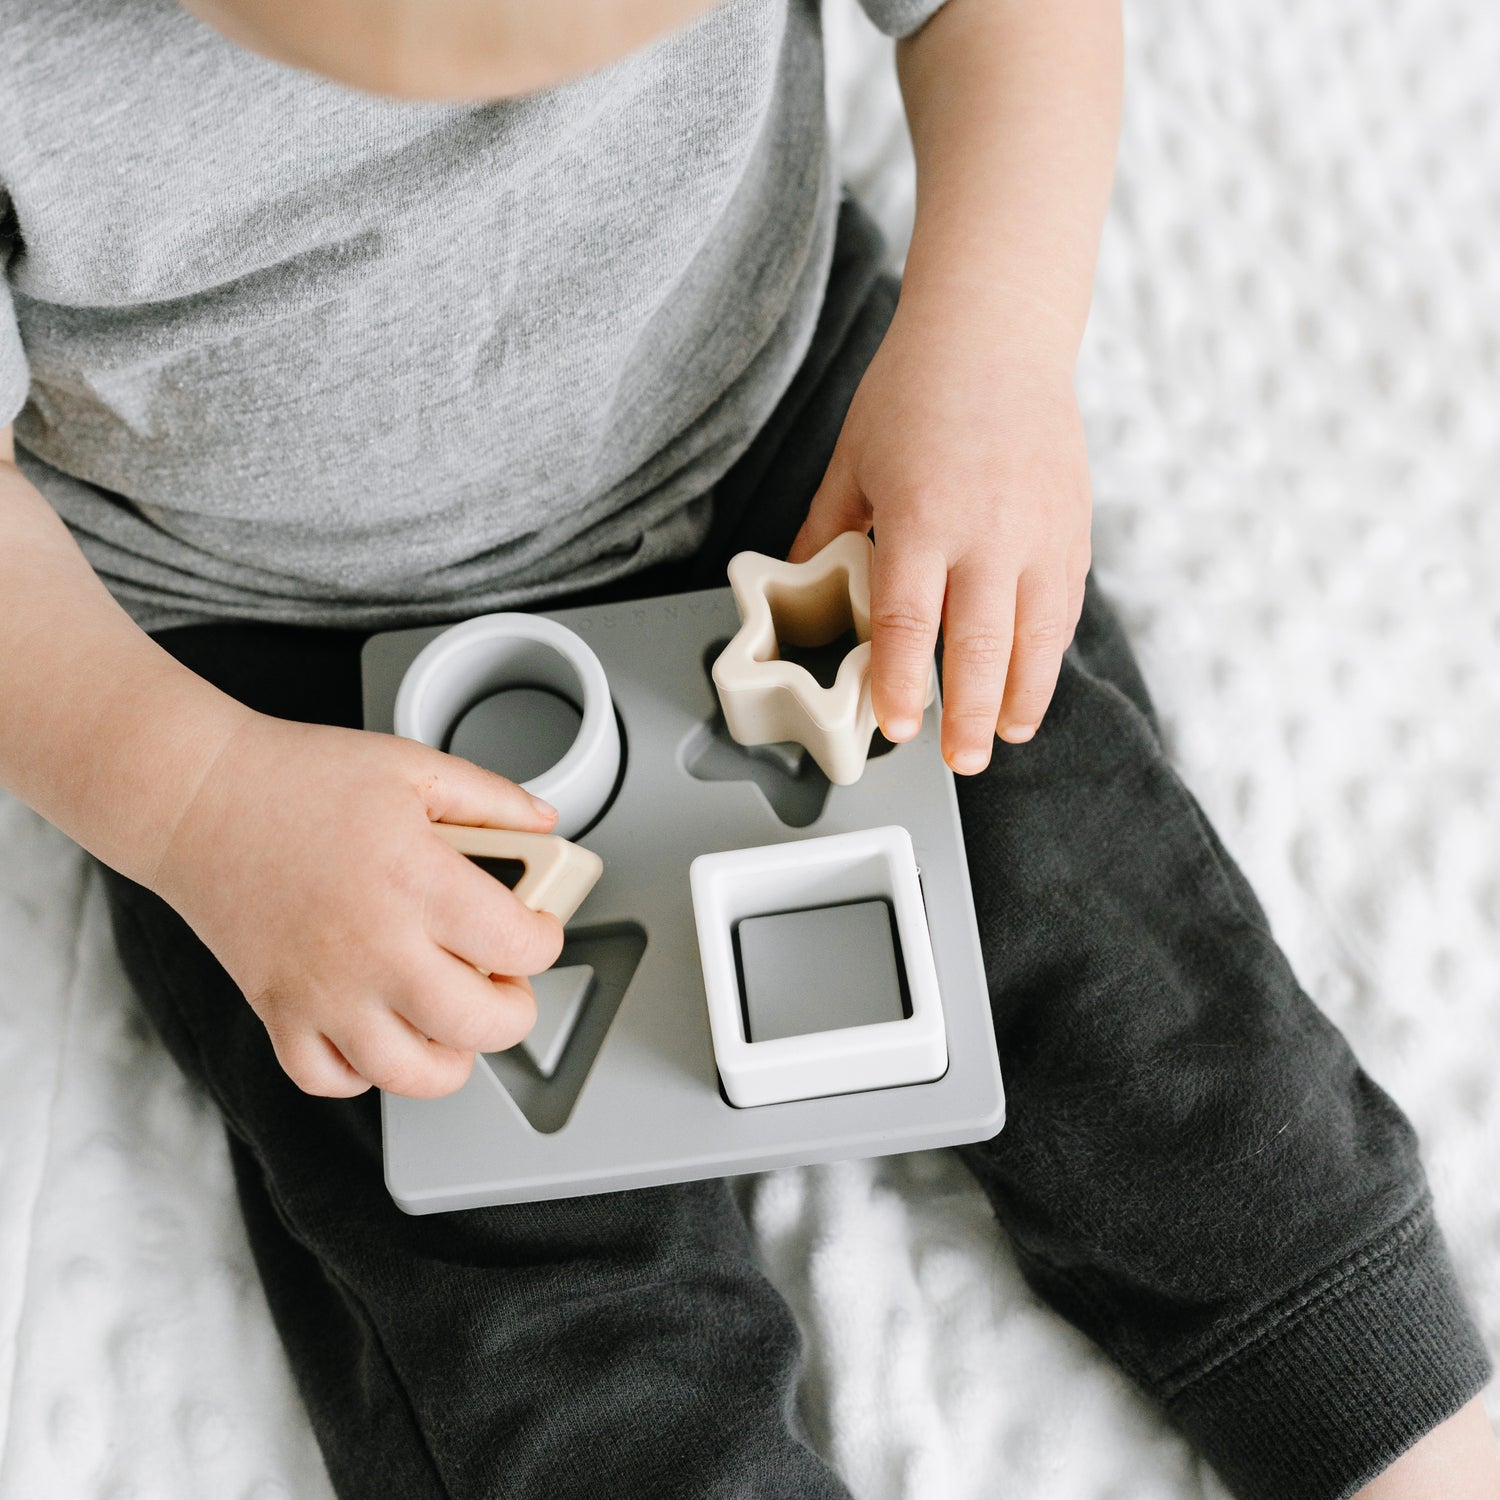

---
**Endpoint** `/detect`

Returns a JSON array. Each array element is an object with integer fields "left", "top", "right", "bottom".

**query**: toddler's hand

[
  {"left": 788, "top": 291, "right": 1092, "bottom": 773},
  {"left": 148, "top": 712, "right": 564, "bottom": 1099}
]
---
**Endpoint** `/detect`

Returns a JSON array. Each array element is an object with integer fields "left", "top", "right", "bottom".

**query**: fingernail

[
  {"left": 528, "top": 793, "right": 558, "bottom": 818},
  {"left": 949, "top": 748, "right": 989, "bottom": 775},
  {"left": 999, "top": 724, "right": 1037, "bottom": 744},
  {"left": 884, "top": 716, "right": 919, "bottom": 742}
]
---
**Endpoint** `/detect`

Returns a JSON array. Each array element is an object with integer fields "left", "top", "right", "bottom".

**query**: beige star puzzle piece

[{"left": 711, "top": 530, "right": 937, "bottom": 786}]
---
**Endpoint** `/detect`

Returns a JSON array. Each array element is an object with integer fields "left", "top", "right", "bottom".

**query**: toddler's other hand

[
  {"left": 147, "top": 713, "right": 563, "bottom": 1099},
  {"left": 788, "top": 289, "right": 1092, "bottom": 774}
]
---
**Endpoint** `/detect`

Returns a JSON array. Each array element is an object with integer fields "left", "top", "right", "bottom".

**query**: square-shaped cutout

[{"left": 736, "top": 900, "right": 907, "bottom": 1043}]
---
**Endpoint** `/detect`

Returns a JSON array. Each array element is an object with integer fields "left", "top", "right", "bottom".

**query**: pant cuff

[{"left": 1162, "top": 1197, "right": 1493, "bottom": 1500}]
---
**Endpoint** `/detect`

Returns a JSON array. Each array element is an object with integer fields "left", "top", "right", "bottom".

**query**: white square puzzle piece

[{"left": 691, "top": 826, "right": 948, "bottom": 1108}]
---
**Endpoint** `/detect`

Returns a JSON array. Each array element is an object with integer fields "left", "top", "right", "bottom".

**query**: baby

[{"left": 0, "top": 0, "right": 1495, "bottom": 1495}]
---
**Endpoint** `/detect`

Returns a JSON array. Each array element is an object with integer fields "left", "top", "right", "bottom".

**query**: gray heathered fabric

[{"left": 0, "top": 0, "right": 943, "bottom": 633}]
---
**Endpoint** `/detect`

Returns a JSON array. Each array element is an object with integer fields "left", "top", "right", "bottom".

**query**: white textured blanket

[{"left": 1, "top": 2, "right": 1496, "bottom": 1495}]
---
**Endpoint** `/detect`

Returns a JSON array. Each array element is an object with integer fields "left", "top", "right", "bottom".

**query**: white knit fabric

[{"left": 1, "top": 1, "right": 1496, "bottom": 1494}]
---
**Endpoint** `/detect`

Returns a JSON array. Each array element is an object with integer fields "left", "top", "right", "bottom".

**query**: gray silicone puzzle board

[{"left": 362, "top": 587, "right": 1004, "bottom": 1212}]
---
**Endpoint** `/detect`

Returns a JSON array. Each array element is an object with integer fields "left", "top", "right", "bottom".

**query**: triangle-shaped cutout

[
  {"left": 520, "top": 964, "right": 595, "bottom": 1078},
  {"left": 482, "top": 921, "right": 647, "bottom": 1134}
]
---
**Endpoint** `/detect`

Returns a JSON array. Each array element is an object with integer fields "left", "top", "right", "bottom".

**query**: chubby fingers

[
  {"left": 938, "top": 557, "right": 1015, "bottom": 773},
  {"left": 877, "top": 543, "right": 1078, "bottom": 772},
  {"left": 868, "top": 526, "right": 946, "bottom": 743},
  {"left": 788, "top": 444, "right": 871, "bottom": 566},
  {"left": 269, "top": 950, "right": 540, "bottom": 1101},
  {"left": 395, "top": 947, "right": 540, "bottom": 1058},
  {"left": 424, "top": 835, "right": 566, "bottom": 978},
  {"left": 265, "top": 828, "right": 567, "bottom": 1099},
  {"left": 268, "top": 1028, "right": 373, "bottom": 1099},
  {"left": 407, "top": 739, "right": 559, "bottom": 833},
  {"left": 995, "top": 568, "right": 1072, "bottom": 746},
  {"left": 265, "top": 1002, "right": 483, "bottom": 1100},
  {"left": 333, "top": 985, "right": 489, "bottom": 1100},
  {"left": 278, "top": 946, "right": 544, "bottom": 1101},
  {"left": 941, "top": 564, "right": 1072, "bottom": 767}
]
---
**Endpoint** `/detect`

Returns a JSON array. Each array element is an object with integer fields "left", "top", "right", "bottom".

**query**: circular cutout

[{"left": 446, "top": 687, "right": 584, "bottom": 785}]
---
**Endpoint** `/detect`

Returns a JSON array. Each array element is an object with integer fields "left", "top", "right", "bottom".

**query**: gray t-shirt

[{"left": 0, "top": 0, "right": 940, "bottom": 632}]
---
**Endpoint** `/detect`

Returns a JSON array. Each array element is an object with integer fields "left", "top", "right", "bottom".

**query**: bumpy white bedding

[{"left": 2, "top": 1, "right": 1497, "bottom": 1495}]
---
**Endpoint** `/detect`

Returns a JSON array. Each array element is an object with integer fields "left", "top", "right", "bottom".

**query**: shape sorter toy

[{"left": 360, "top": 533, "right": 1005, "bottom": 1213}]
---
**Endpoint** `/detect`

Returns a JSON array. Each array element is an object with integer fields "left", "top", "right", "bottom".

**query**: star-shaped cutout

[{"left": 711, "top": 531, "right": 933, "bottom": 785}]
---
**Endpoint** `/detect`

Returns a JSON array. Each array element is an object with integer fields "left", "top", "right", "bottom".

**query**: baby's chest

[
  {"left": 5, "top": 20, "right": 509, "bottom": 309},
  {"left": 1, "top": 0, "right": 780, "bottom": 311}
]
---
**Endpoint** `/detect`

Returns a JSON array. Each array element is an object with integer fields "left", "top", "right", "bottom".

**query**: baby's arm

[
  {"left": 794, "top": 9, "right": 1500, "bottom": 1490},
  {"left": 0, "top": 423, "right": 561, "bottom": 1098},
  {"left": 791, "top": 0, "right": 1121, "bottom": 772}
]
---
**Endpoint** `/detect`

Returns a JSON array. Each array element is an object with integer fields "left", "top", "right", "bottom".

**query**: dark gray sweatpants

[{"left": 97, "top": 199, "right": 1490, "bottom": 1500}]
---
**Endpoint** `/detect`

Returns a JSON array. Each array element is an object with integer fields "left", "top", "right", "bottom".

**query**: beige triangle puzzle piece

[
  {"left": 433, "top": 825, "right": 603, "bottom": 925},
  {"left": 711, "top": 530, "right": 936, "bottom": 785}
]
